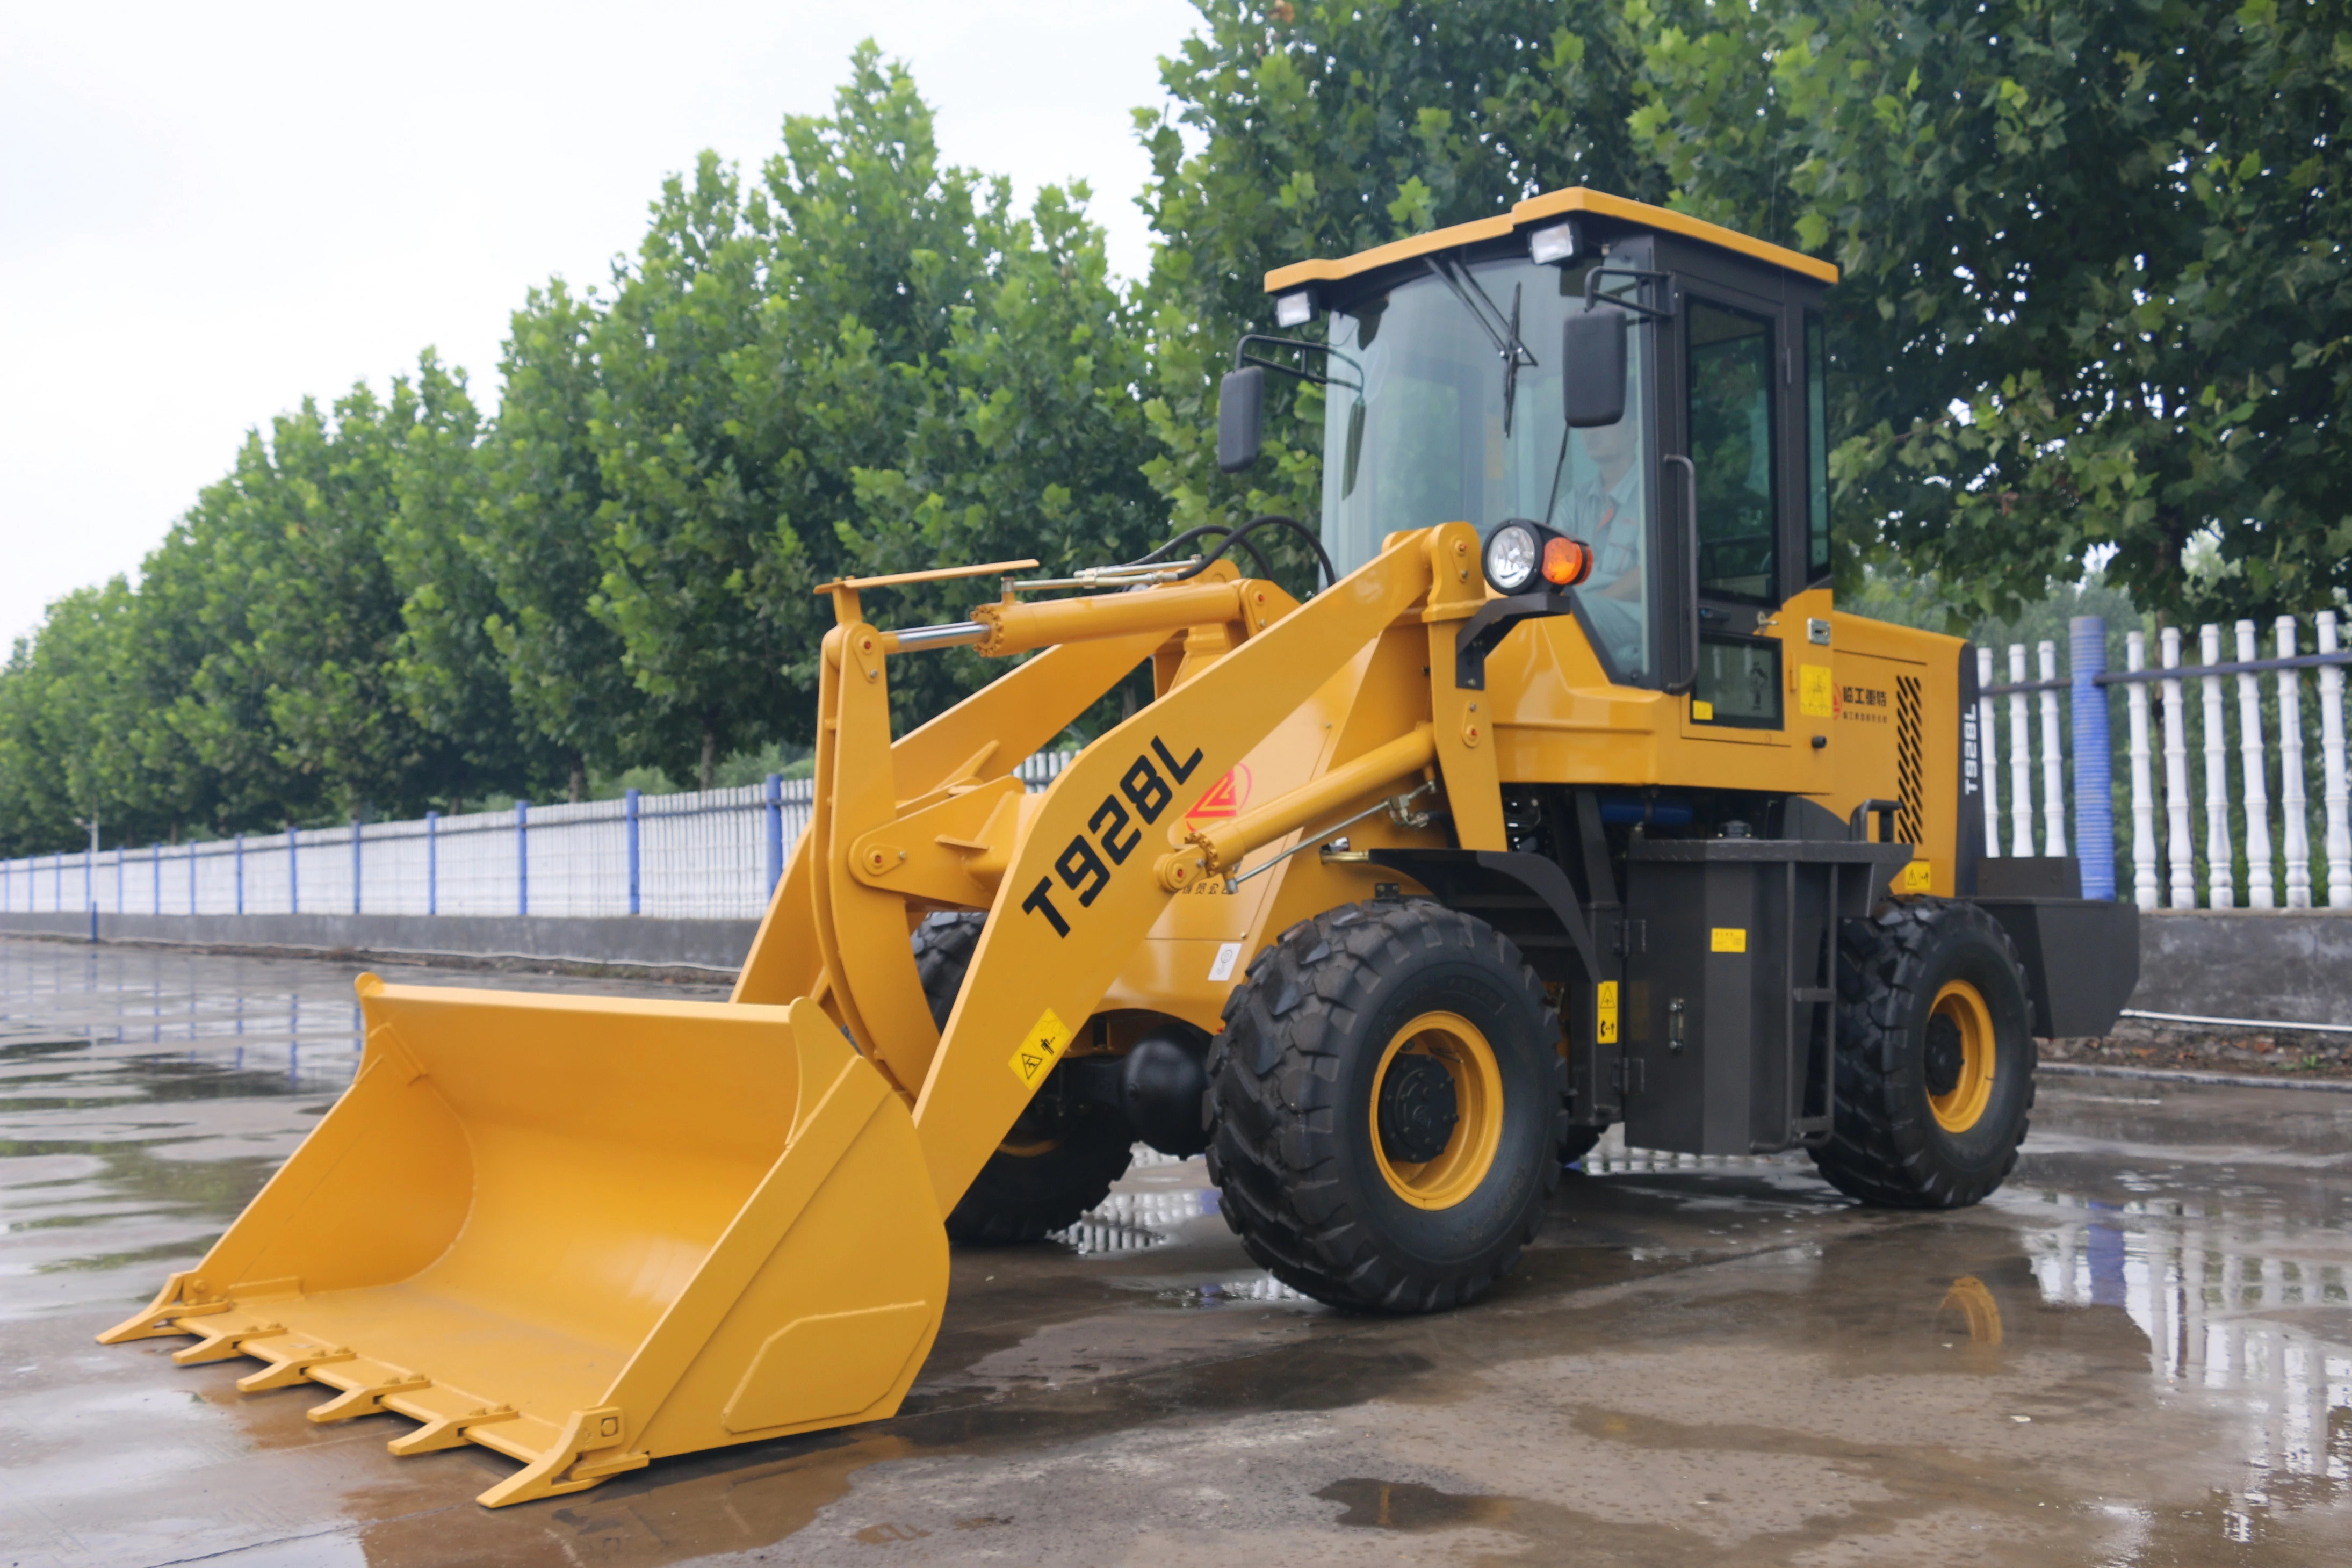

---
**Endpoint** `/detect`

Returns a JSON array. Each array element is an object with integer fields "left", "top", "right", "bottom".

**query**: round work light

[{"left": 1482, "top": 522, "right": 1542, "bottom": 595}]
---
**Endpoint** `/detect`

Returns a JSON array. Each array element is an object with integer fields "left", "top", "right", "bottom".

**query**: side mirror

[
  {"left": 1217, "top": 366, "right": 1265, "bottom": 473},
  {"left": 1561, "top": 307, "right": 1628, "bottom": 429}
]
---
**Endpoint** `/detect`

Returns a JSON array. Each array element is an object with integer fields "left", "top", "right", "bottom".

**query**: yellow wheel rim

[
  {"left": 1926, "top": 980, "right": 1996, "bottom": 1133},
  {"left": 1370, "top": 1011, "right": 1505, "bottom": 1210}
]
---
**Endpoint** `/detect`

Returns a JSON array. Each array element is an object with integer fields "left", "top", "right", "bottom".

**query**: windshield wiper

[{"left": 1425, "top": 257, "right": 1538, "bottom": 436}]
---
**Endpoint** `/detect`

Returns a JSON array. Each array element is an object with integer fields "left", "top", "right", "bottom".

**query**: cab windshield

[{"left": 1319, "top": 257, "right": 1653, "bottom": 682}]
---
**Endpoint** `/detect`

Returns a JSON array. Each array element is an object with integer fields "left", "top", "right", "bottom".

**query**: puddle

[
  {"left": 9, "top": 938, "right": 2352, "bottom": 1565},
  {"left": 1317, "top": 1475, "right": 1517, "bottom": 1530}
]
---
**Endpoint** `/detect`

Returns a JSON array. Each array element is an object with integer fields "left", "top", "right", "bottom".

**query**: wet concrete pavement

[{"left": 4, "top": 936, "right": 2350, "bottom": 1566}]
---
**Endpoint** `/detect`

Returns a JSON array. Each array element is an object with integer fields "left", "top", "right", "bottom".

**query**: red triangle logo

[{"left": 1186, "top": 764, "right": 1251, "bottom": 820}]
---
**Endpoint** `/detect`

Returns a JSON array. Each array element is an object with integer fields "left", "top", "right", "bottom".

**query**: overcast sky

[{"left": 0, "top": 0, "right": 1202, "bottom": 651}]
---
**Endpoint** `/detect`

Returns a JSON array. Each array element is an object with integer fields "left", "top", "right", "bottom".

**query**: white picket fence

[
  {"left": 9, "top": 609, "right": 2347, "bottom": 922},
  {"left": 0, "top": 753, "right": 1071, "bottom": 923},
  {"left": 1978, "top": 612, "right": 2351, "bottom": 909}
]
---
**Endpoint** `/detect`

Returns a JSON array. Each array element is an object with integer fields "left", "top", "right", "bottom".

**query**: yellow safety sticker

[
  {"left": 1596, "top": 981, "right": 1619, "bottom": 1044},
  {"left": 1691, "top": 699, "right": 1715, "bottom": 721},
  {"left": 1711, "top": 927, "right": 1748, "bottom": 953},
  {"left": 1008, "top": 1007, "right": 1072, "bottom": 1088},
  {"left": 1902, "top": 859, "right": 1933, "bottom": 893},
  {"left": 1799, "top": 664, "right": 1833, "bottom": 718}
]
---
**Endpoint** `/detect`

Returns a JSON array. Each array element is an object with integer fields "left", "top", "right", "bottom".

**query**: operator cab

[{"left": 1223, "top": 187, "right": 1836, "bottom": 711}]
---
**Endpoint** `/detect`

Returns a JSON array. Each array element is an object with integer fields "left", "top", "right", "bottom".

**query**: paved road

[{"left": 4, "top": 936, "right": 2350, "bottom": 1566}]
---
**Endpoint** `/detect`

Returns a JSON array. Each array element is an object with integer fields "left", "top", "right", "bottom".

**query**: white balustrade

[
  {"left": 2202, "top": 623, "right": 2234, "bottom": 908},
  {"left": 2278, "top": 617, "right": 2311, "bottom": 908},
  {"left": 2009, "top": 643, "right": 2034, "bottom": 857},
  {"left": 2037, "top": 640, "right": 2068, "bottom": 856},
  {"left": 2159, "top": 626, "right": 2196, "bottom": 908},
  {"left": 2125, "top": 631, "right": 2158, "bottom": 908},
  {"left": 2320, "top": 612, "right": 2351, "bottom": 909},
  {"left": 2235, "top": 620, "right": 2275, "bottom": 908},
  {"left": 15, "top": 620, "right": 2352, "bottom": 923}
]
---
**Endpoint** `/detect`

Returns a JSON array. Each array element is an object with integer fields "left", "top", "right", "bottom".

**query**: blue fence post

[
  {"left": 2070, "top": 616, "right": 2116, "bottom": 900},
  {"left": 516, "top": 801, "right": 529, "bottom": 916},
  {"left": 235, "top": 835, "right": 245, "bottom": 915},
  {"left": 425, "top": 811, "right": 439, "bottom": 916},
  {"left": 288, "top": 824, "right": 299, "bottom": 914},
  {"left": 151, "top": 844, "right": 160, "bottom": 915},
  {"left": 625, "top": 788, "right": 642, "bottom": 915},
  {"left": 351, "top": 813, "right": 363, "bottom": 915},
  {"left": 764, "top": 773, "right": 784, "bottom": 897}
]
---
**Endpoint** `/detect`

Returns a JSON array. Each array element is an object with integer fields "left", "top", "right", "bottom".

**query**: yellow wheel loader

[{"left": 102, "top": 186, "right": 2138, "bottom": 1505}]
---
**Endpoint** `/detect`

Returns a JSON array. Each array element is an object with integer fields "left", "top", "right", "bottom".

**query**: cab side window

[{"left": 1686, "top": 301, "right": 1777, "bottom": 604}]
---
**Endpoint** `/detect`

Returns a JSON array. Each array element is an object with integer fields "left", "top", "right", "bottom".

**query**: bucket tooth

[
  {"left": 96, "top": 1271, "right": 228, "bottom": 1344},
  {"left": 172, "top": 1323, "right": 286, "bottom": 1366},
  {"left": 473, "top": 1406, "right": 647, "bottom": 1509},
  {"left": 307, "top": 1374, "right": 431, "bottom": 1422},
  {"left": 236, "top": 1345, "right": 355, "bottom": 1393},
  {"left": 387, "top": 1404, "right": 517, "bottom": 1456}
]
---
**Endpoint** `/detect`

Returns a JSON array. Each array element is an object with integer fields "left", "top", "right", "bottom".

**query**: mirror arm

[
  {"left": 1233, "top": 334, "right": 1362, "bottom": 391},
  {"left": 1583, "top": 266, "right": 1678, "bottom": 321}
]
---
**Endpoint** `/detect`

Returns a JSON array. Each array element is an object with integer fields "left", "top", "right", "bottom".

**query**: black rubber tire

[
  {"left": 1206, "top": 899, "right": 1566, "bottom": 1313},
  {"left": 1809, "top": 899, "right": 2036, "bottom": 1209},
  {"left": 914, "top": 912, "right": 1135, "bottom": 1245}
]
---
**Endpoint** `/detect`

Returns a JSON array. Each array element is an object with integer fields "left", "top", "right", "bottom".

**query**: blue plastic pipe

[
  {"left": 625, "top": 789, "right": 641, "bottom": 915},
  {"left": 764, "top": 772, "right": 784, "bottom": 897},
  {"left": 2070, "top": 616, "right": 2116, "bottom": 900}
]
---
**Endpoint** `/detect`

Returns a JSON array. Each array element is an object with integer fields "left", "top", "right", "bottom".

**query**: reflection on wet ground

[{"left": 4, "top": 935, "right": 2351, "bottom": 1565}]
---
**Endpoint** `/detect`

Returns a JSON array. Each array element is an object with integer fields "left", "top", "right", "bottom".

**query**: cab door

[{"left": 1651, "top": 244, "right": 1832, "bottom": 786}]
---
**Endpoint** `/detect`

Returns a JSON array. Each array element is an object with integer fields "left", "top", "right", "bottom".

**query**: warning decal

[
  {"left": 1596, "top": 981, "right": 1619, "bottom": 1045},
  {"left": 1008, "top": 1007, "right": 1073, "bottom": 1088},
  {"left": 1799, "top": 665, "right": 1833, "bottom": 718},
  {"left": 1185, "top": 765, "right": 1252, "bottom": 820},
  {"left": 1710, "top": 928, "right": 1748, "bottom": 953}
]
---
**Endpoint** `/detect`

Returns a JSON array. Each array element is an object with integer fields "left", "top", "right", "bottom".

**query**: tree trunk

[
  {"left": 568, "top": 751, "right": 587, "bottom": 804},
  {"left": 699, "top": 721, "right": 718, "bottom": 792}
]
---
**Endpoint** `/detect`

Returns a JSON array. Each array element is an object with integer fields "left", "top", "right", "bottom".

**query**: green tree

[
  {"left": 0, "top": 583, "right": 142, "bottom": 854},
  {"left": 1138, "top": 0, "right": 1662, "bottom": 565},
  {"left": 1630, "top": 0, "right": 2352, "bottom": 624},
  {"left": 845, "top": 182, "right": 1169, "bottom": 726},
  {"left": 386, "top": 353, "right": 562, "bottom": 804},
  {"left": 479, "top": 280, "right": 682, "bottom": 800},
  {"left": 156, "top": 372, "right": 495, "bottom": 827}
]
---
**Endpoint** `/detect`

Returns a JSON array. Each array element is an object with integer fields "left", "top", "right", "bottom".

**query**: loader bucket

[{"left": 99, "top": 974, "right": 948, "bottom": 1507}]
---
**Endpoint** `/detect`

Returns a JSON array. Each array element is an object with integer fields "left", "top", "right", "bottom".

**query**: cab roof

[{"left": 1262, "top": 186, "right": 1839, "bottom": 295}]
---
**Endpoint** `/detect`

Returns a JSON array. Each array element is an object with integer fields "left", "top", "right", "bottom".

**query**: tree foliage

[
  {"left": 1630, "top": 0, "right": 2352, "bottom": 625},
  {"left": 7, "top": 13, "right": 2349, "bottom": 855},
  {"left": 0, "top": 44, "right": 1160, "bottom": 850},
  {"left": 1138, "top": 0, "right": 1661, "bottom": 580}
]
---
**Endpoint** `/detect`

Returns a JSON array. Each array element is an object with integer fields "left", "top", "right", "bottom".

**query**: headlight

[
  {"left": 1482, "top": 522, "right": 1542, "bottom": 594},
  {"left": 1274, "top": 291, "right": 1316, "bottom": 328}
]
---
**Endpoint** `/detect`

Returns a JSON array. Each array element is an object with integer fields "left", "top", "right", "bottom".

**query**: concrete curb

[
  {"left": 2037, "top": 1060, "right": 2352, "bottom": 1094},
  {"left": 0, "top": 910, "right": 758, "bottom": 974}
]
